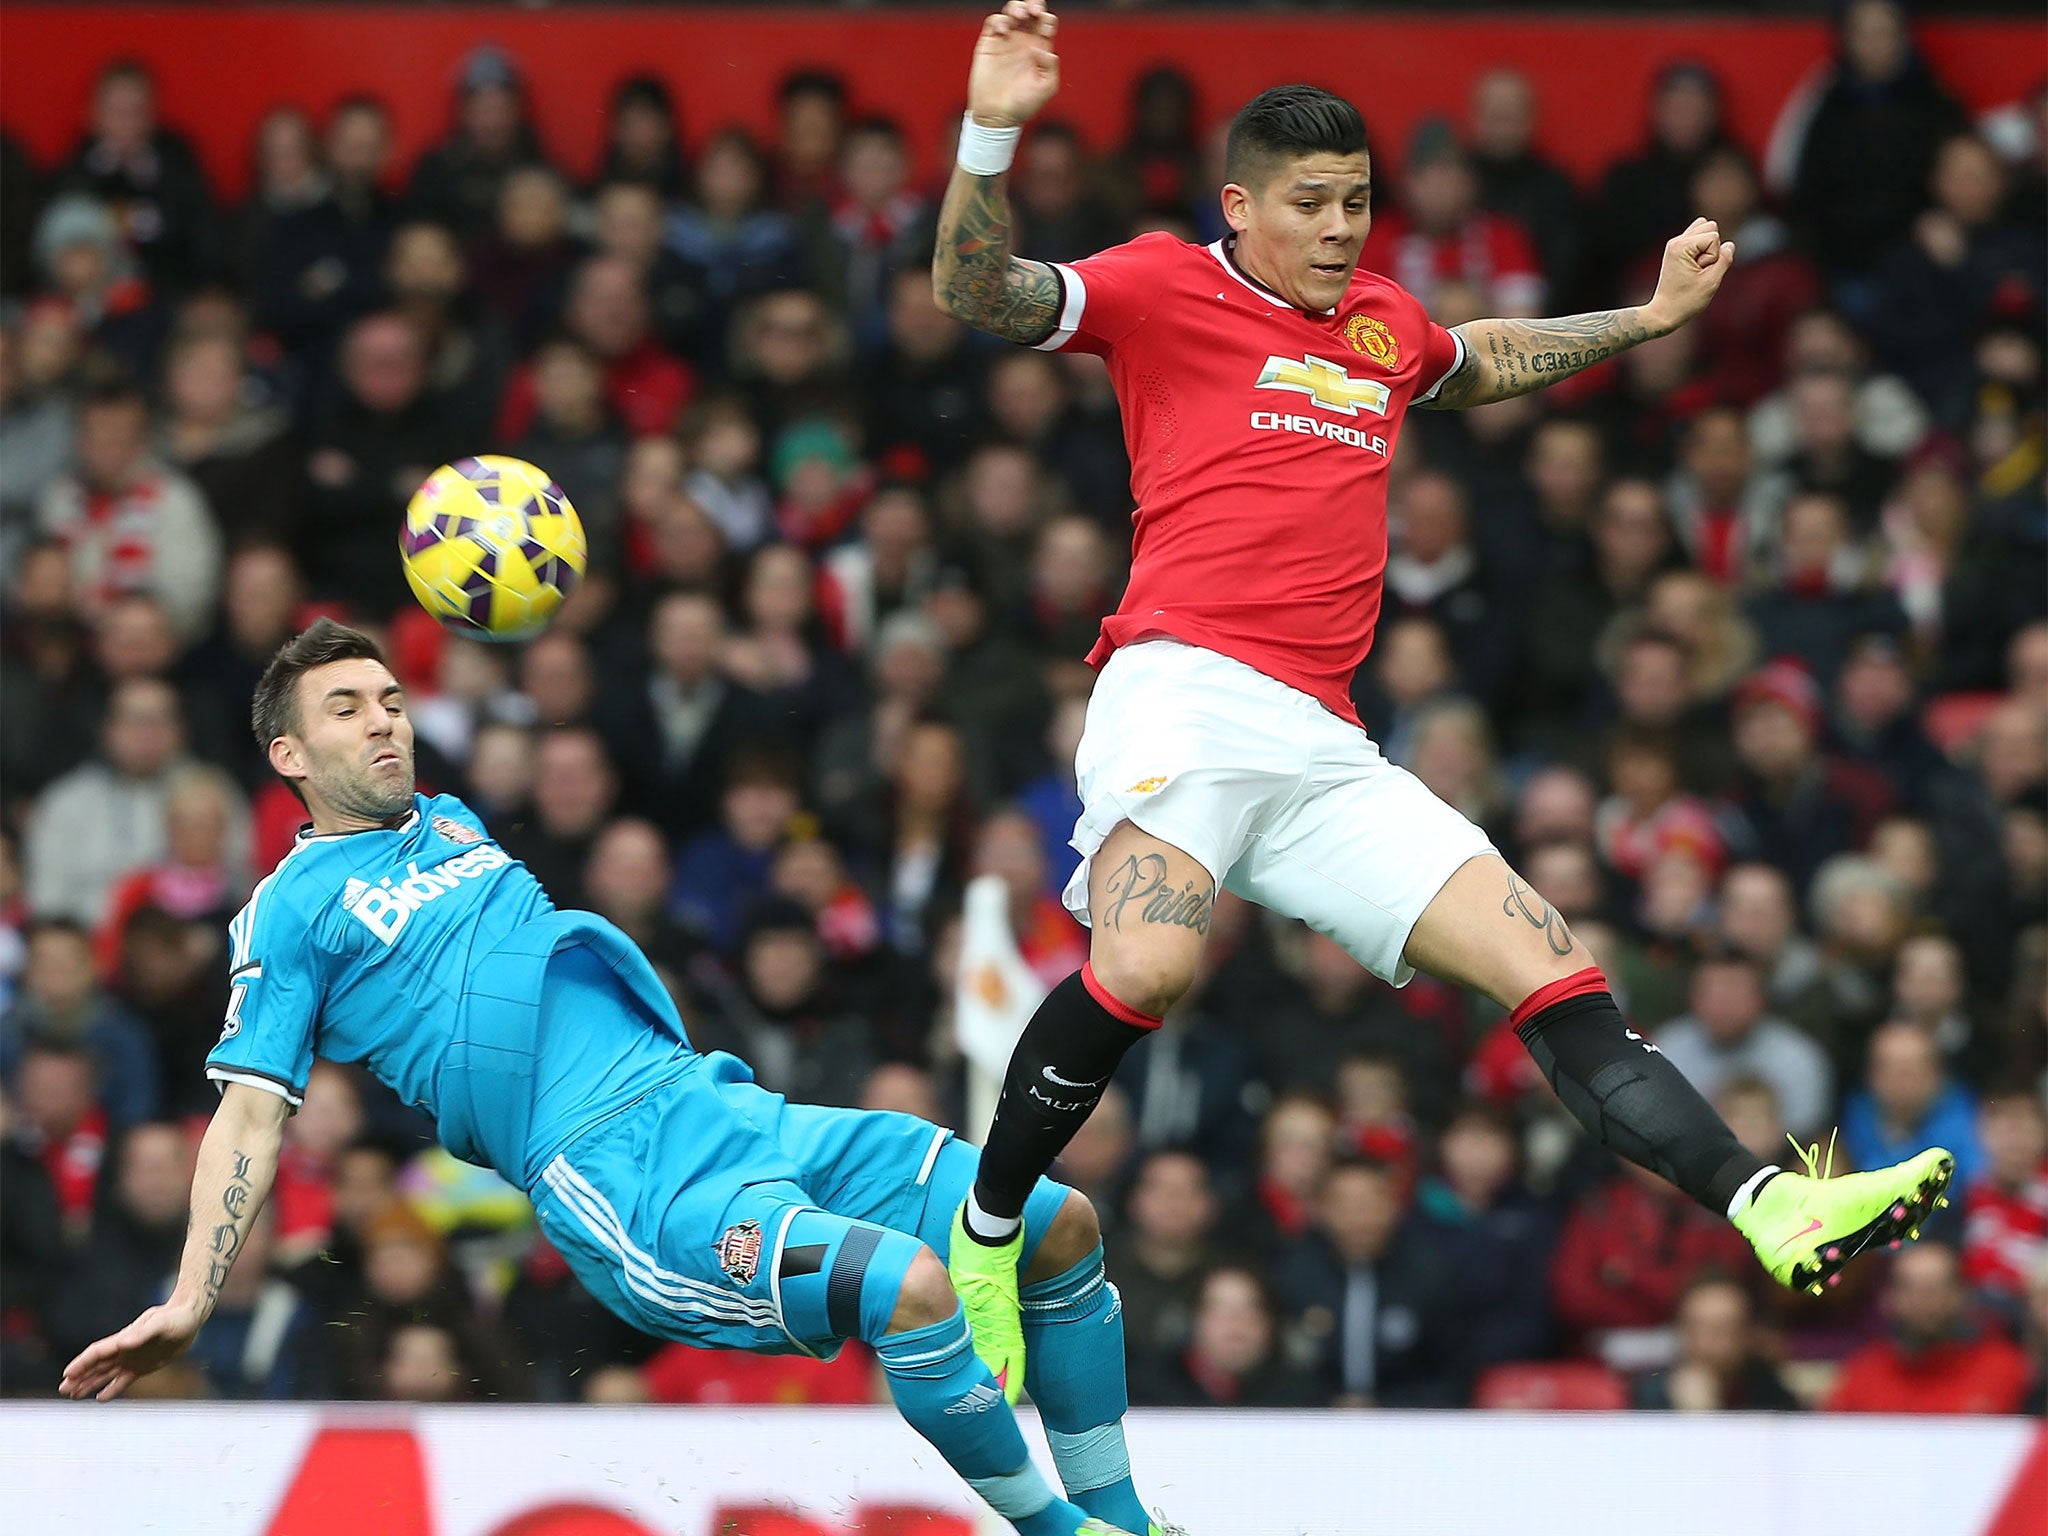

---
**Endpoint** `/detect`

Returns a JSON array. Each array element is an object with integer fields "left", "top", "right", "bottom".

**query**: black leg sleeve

[
  {"left": 972, "top": 970, "right": 1153, "bottom": 1226},
  {"left": 1517, "top": 990, "right": 1768, "bottom": 1215}
]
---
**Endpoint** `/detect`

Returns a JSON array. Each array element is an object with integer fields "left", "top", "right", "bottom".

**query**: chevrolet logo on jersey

[{"left": 1255, "top": 354, "right": 1392, "bottom": 417}]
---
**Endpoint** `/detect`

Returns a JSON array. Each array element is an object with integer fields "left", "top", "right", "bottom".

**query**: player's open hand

[
  {"left": 58, "top": 1301, "right": 205, "bottom": 1402},
  {"left": 1644, "top": 217, "right": 1735, "bottom": 333},
  {"left": 969, "top": 1, "right": 1060, "bottom": 130}
]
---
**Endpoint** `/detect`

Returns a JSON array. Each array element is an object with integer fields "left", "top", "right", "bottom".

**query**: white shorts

[{"left": 1061, "top": 639, "right": 1498, "bottom": 985}]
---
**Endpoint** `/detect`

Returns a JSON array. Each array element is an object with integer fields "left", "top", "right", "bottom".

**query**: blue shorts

[{"left": 529, "top": 1051, "right": 1070, "bottom": 1355}]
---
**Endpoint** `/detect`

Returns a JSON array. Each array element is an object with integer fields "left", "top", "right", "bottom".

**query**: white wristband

[{"left": 957, "top": 112, "right": 1021, "bottom": 176}]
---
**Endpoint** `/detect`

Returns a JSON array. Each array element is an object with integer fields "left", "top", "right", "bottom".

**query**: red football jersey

[{"left": 1038, "top": 232, "right": 1464, "bottom": 725}]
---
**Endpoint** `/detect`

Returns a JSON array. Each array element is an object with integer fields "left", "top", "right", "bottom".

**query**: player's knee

[
  {"left": 1024, "top": 1189, "right": 1101, "bottom": 1284},
  {"left": 1088, "top": 942, "right": 1195, "bottom": 1020},
  {"left": 884, "top": 1245, "right": 959, "bottom": 1336}
]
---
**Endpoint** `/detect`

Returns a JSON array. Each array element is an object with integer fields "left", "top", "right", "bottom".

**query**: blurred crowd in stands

[{"left": 0, "top": 0, "right": 2043, "bottom": 1415}]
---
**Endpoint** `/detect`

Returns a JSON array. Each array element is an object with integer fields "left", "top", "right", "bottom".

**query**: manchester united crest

[
  {"left": 714, "top": 1219, "right": 764, "bottom": 1285},
  {"left": 432, "top": 815, "right": 484, "bottom": 845},
  {"left": 1343, "top": 314, "right": 1399, "bottom": 369}
]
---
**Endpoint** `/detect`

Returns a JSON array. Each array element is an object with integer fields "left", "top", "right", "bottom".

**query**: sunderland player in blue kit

[{"left": 60, "top": 620, "right": 1164, "bottom": 1536}]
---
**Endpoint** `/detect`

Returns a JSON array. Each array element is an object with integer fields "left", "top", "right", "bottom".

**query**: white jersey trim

[
  {"left": 1205, "top": 237, "right": 1338, "bottom": 315},
  {"left": 1032, "top": 262, "right": 1086, "bottom": 352},
  {"left": 207, "top": 1067, "right": 306, "bottom": 1108},
  {"left": 1413, "top": 326, "right": 1468, "bottom": 406}
]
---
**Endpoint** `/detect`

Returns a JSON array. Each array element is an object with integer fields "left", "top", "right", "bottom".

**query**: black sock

[
  {"left": 1516, "top": 988, "right": 1768, "bottom": 1216},
  {"left": 970, "top": 968, "right": 1155, "bottom": 1239}
]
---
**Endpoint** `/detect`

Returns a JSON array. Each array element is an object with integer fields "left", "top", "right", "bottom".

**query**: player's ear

[
  {"left": 268, "top": 735, "right": 308, "bottom": 785},
  {"left": 1220, "top": 182, "right": 1252, "bottom": 235}
]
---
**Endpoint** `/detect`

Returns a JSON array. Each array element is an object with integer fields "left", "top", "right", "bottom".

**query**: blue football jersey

[{"left": 206, "top": 793, "right": 695, "bottom": 1185}]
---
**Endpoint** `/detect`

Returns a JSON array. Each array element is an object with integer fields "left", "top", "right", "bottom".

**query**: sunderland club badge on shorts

[{"left": 714, "top": 1219, "right": 764, "bottom": 1285}]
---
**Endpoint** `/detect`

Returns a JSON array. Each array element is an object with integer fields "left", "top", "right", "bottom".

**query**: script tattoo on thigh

[
  {"left": 1504, "top": 871, "right": 1575, "bottom": 957},
  {"left": 1102, "top": 853, "right": 1215, "bottom": 935}
]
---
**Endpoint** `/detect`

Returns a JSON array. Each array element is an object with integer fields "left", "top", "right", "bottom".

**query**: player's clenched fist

[
  {"left": 1644, "top": 216, "right": 1736, "bottom": 333},
  {"left": 970, "top": 0, "right": 1060, "bottom": 129}
]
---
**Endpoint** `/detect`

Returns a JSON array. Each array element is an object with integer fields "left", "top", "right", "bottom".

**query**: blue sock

[
  {"left": 1021, "top": 1245, "right": 1149, "bottom": 1532},
  {"left": 876, "top": 1305, "right": 1092, "bottom": 1536}
]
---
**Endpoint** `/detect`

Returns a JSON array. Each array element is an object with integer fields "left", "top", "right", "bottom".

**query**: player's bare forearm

[
  {"left": 932, "top": 165, "right": 1061, "bottom": 346},
  {"left": 170, "top": 1084, "right": 287, "bottom": 1320},
  {"left": 1426, "top": 216, "right": 1734, "bottom": 410},
  {"left": 1423, "top": 309, "right": 1656, "bottom": 409}
]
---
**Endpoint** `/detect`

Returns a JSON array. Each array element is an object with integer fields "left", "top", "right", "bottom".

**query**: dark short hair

[
  {"left": 1225, "top": 85, "right": 1367, "bottom": 190},
  {"left": 779, "top": 69, "right": 846, "bottom": 109},
  {"left": 251, "top": 618, "right": 388, "bottom": 755}
]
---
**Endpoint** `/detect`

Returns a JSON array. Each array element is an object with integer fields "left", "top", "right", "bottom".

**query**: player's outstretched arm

[
  {"left": 58, "top": 1084, "right": 288, "bottom": 1401},
  {"left": 932, "top": 1, "right": 1064, "bottom": 346},
  {"left": 1422, "top": 217, "right": 1735, "bottom": 410}
]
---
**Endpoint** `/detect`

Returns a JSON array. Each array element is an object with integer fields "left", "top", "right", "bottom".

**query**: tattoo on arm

[
  {"left": 932, "top": 168, "right": 1062, "bottom": 346},
  {"left": 1101, "top": 853, "right": 1215, "bottom": 936},
  {"left": 1504, "top": 872, "right": 1575, "bottom": 958},
  {"left": 1424, "top": 309, "right": 1657, "bottom": 410},
  {"left": 201, "top": 1150, "right": 257, "bottom": 1303}
]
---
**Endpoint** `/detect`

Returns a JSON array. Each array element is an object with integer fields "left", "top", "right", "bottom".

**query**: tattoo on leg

[
  {"left": 1504, "top": 872, "right": 1574, "bottom": 957},
  {"left": 1101, "top": 854, "right": 1214, "bottom": 935}
]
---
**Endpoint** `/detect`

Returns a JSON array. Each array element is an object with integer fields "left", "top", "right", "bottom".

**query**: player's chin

[{"left": 1303, "top": 265, "right": 1352, "bottom": 307}]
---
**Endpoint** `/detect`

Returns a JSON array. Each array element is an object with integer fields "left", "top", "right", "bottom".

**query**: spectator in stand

[
  {"left": 55, "top": 60, "right": 217, "bottom": 296},
  {"left": 1368, "top": 118, "right": 1543, "bottom": 319},
  {"left": 581, "top": 816, "right": 701, "bottom": 983},
  {"left": 773, "top": 70, "right": 847, "bottom": 213},
  {"left": 1590, "top": 62, "right": 1730, "bottom": 294},
  {"left": 1633, "top": 1274, "right": 1799, "bottom": 1411},
  {"left": 1830, "top": 634, "right": 1947, "bottom": 811},
  {"left": 2024, "top": 1252, "right": 2048, "bottom": 1417},
  {"left": 8, "top": 1043, "right": 107, "bottom": 1241},
  {"left": 0, "top": 1079, "right": 68, "bottom": 1391},
  {"left": 593, "top": 179, "right": 712, "bottom": 364},
  {"left": 31, "top": 195, "right": 164, "bottom": 383},
  {"left": 667, "top": 128, "right": 807, "bottom": 357},
  {"left": 1720, "top": 660, "right": 1894, "bottom": 894},
  {"left": 180, "top": 543, "right": 303, "bottom": 790},
  {"left": 39, "top": 370, "right": 218, "bottom": 641},
  {"left": 1274, "top": 1157, "right": 1466, "bottom": 1407},
  {"left": 115, "top": 904, "right": 228, "bottom": 1119},
  {"left": 407, "top": 45, "right": 548, "bottom": 243},
  {"left": 496, "top": 725, "right": 619, "bottom": 910},
  {"left": 468, "top": 167, "right": 579, "bottom": 350},
  {"left": 1381, "top": 471, "right": 1519, "bottom": 712},
  {"left": 968, "top": 808, "right": 1086, "bottom": 991},
  {"left": 0, "top": 919, "right": 160, "bottom": 1131},
  {"left": 510, "top": 337, "right": 627, "bottom": 555},
  {"left": 1466, "top": 68, "right": 1579, "bottom": 300},
  {"left": 1780, "top": 376, "right": 1903, "bottom": 532},
  {"left": 0, "top": 314, "right": 77, "bottom": 541},
  {"left": 1236, "top": 1091, "right": 1337, "bottom": 1258},
  {"left": 857, "top": 716, "right": 975, "bottom": 955},
  {"left": 680, "top": 393, "right": 773, "bottom": 555},
  {"left": 158, "top": 332, "right": 298, "bottom": 556},
  {"left": 1748, "top": 493, "right": 1905, "bottom": 689},
  {"left": 1873, "top": 133, "right": 2045, "bottom": 427},
  {"left": 1012, "top": 122, "right": 1119, "bottom": 266},
  {"left": 383, "top": 219, "right": 514, "bottom": 445},
  {"left": 723, "top": 542, "right": 861, "bottom": 746},
  {"left": 1962, "top": 1089, "right": 2048, "bottom": 1313},
  {"left": 1414, "top": 1100, "right": 1557, "bottom": 1377},
  {"left": 24, "top": 677, "right": 187, "bottom": 929},
  {"left": 1550, "top": 1160, "right": 1755, "bottom": 1352},
  {"left": 250, "top": 96, "right": 394, "bottom": 355},
  {"left": 1108, "top": 1148, "right": 1222, "bottom": 1385},
  {"left": 94, "top": 762, "right": 249, "bottom": 974},
  {"left": 1889, "top": 932, "right": 1991, "bottom": 1083},
  {"left": 865, "top": 267, "right": 984, "bottom": 479},
  {"left": 1786, "top": 0, "right": 1969, "bottom": 288},
  {"left": 500, "top": 254, "right": 693, "bottom": 442},
  {"left": 593, "top": 76, "right": 687, "bottom": 199},
  {"left": 1131, "top": 1263, "right": 1320, "bottom": 1409},
  {"left": 818, "top": 118, "right": 928, "bottom": 348},
  {"left": 1716, "top": 861, "right": 1841, "bottom": 1052},
  {"left": 669, "top": 750, "right": 802, "bottom": 953},
  {"left": 39, "top": 1119, "right": 191, "bottom": 1371},
  {"left": 695, "top": 897, "right": 874, "bottom": 1107},
  {"left": 301, "top": 311, "right": 458, "bottom": 615},
  {"left": 983, "top": 347, "right": 1129, "bottom": 522},
  {"left": 1596, "top": 727, "right": 1726, "bottom": 889},
  {"left": 1664, "top": 405, "right": 1789, "bottom": 588},
  {"left": 1654, "top": 949, "right": 1834, "bottom": 1142},
  {"left": 1827, "top": 1241, "right": 2027, "bottom": 1413},
  {"left": 1843, "top": 1020, "right": 1984, "bottom": 1191},
  {"left": 1686, "top": 146, "right": 1819, "bottom": 409},
  {"left": 1021, "top": 515, "right": 1117, "bottom": 666},
  {"left": 230, "top": 108, "right": 324, "bottom": 295},
  {"left": 1108, "top": 66, "right": 1201, "bottom": 223},
  {"left": 1750, "top": 309, "right": 1931, "bottom": 486},
  {"left": 182, "top": 1206, "right": 310, "bottom": 1399}
]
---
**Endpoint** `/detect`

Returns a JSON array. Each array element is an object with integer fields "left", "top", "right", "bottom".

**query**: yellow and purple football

[{"left": 399, "top": 456, "right": 586, "bottom": 642}]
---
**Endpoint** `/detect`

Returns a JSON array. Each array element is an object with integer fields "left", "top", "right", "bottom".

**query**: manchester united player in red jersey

[{"left": 934, "top": 0, "right": 1953, "bottom": 1449}]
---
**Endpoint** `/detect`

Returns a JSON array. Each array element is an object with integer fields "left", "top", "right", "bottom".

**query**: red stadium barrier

[{"left": 0, "top": 6, "right": 2038, "bottom": 199}]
